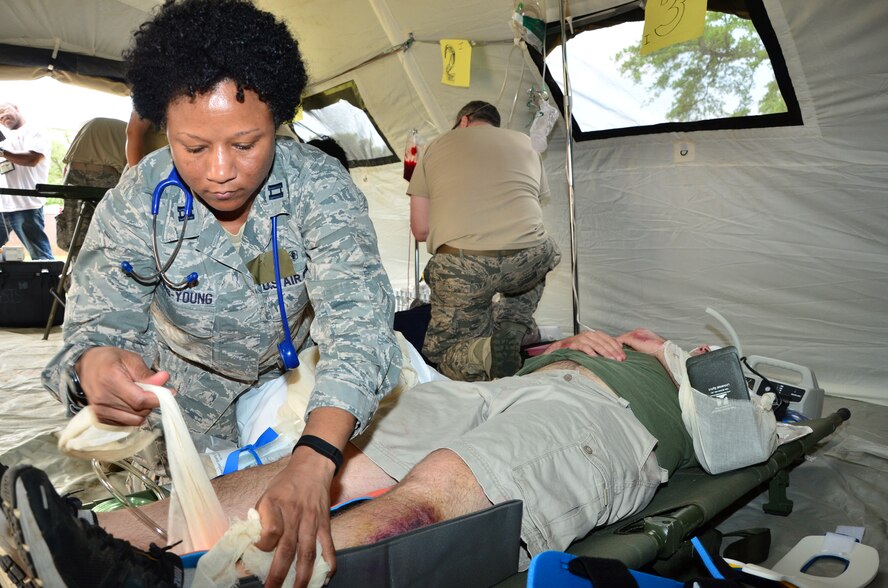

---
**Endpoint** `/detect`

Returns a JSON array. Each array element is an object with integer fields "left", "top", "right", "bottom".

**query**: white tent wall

[
  {"left": 531, "top": 0, "right": 888, "bottom": 407},
  {"left": 0, "top": 0, "right": 885, "bottom": 408},
  {"left": 345, "top": 0, "right": 888, "bottom": 407}
]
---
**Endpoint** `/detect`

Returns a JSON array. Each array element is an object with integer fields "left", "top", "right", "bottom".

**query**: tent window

[
  {"left": 292, "top": 81, "right": 398, "bottom": 167},
  {"left": 533, "top": 0, "right": 801, "bottom": 140}
]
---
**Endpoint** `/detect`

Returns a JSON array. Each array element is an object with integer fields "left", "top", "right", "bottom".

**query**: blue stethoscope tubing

[
  {"left": 121, "top": 166, "right": 299, "bottom": 370},
  {"left": 271, "top": 215, "right": 299, "bottom": 369},
  {"left": 121, "top": 167, "right": 198, "bottom": 289}
]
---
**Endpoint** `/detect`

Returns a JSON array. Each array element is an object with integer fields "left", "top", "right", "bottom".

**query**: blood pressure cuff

[{"left": 237, "top": 500, "right": 523, "bottom": 588}]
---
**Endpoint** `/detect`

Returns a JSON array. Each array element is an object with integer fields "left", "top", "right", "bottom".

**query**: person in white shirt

[{"left": 0, "top": 102, "right": 54, "bottom": 260}]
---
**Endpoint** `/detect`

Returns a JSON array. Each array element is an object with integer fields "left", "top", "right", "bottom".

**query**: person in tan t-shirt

[
  {"left": 408, "top": 101, "right": 560, "bottom": 381},
  {"left": 125, "top": 110, "right": 169, "bottom": 167},
  {"left": 56, "top": 117, "right": 128, "bottom": 253}
]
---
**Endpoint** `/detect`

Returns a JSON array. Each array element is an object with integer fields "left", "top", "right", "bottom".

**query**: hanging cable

[
  {"left": 496, "top": 43, "right": 519, "bottom": 107},
  {"left": 507, "top": 53, "right": 527, "bottom": 126}
]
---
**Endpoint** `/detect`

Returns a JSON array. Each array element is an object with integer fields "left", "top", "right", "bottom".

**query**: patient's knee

[{"left": 400, "top": 449, "right": 491, "bottom": 513}]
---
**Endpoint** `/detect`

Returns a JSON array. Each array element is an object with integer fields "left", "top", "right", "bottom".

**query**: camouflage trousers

[
  {"left": 56, "top": 166, "right": 120, "bottom": 254},
  {"left": 423, "top": 237, "right": 561, "bottom": 381}
]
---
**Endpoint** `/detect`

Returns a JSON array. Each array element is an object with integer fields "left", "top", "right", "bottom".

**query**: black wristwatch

[
  {"left": 65, "top": 366, "right": 89, "bottom": 415},
  {"left": 293, "top": 434, "right": 344, "bottom": 476}
]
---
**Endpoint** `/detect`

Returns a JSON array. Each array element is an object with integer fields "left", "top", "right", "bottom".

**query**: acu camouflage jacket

[{"left": 42, "top": 139, "right": 401, "bottom": 441}]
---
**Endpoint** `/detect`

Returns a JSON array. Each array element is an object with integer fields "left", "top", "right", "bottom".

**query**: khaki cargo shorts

[{"left": 353, "top": 369, "right": 667, "bottom": 567}]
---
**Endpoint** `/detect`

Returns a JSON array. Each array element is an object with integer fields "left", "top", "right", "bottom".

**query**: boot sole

[
  {"left": 0, "top": 542, "right": 30, "bottom": 588},
  {"left": 0, "top": 467, "right": 56, "bottom": 587},
  {"left": 490, "top": 329, "right": 523, "bottom": 379}
]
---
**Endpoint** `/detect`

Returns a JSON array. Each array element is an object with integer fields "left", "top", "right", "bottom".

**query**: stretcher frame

[
  {"left": 493, "top": 408, "right": 850, "bottom": 586},
  {"left": 237, "top": 410, "right": 848, "bottom": 587}
]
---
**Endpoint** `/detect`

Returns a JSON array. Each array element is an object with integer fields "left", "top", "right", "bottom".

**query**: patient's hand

[
  {"left": 617, "top": 329, "right": 667, "bottom": 357},
  {"left": 543, "top": 330, "right": 626, "bottom": 361}
]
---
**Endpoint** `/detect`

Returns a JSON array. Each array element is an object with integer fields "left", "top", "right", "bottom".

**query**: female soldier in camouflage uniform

[{"left": 40, "top": 1, "right": 401, "bottom": 585}]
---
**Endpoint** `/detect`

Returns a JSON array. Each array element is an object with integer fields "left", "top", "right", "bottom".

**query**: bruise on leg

[
  {"left": 330, "top": 449, "right": 491, "bottom": 550},
  {"left": 365, "top": 504, "right": 440, "bottom": 544}
]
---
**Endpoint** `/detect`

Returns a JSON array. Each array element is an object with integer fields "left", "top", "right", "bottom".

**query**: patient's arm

[
  {"left": 617, "top": 329, "right": 668, "bottom": 367},
  {"left": 543, "top": 330, "right": 626, "bottom": 362},
  {"left": 617, "top": 329, "right": 695, "bottom": 387}
]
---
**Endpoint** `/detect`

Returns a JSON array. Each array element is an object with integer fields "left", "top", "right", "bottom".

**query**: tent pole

[
  {"left": 367, "top": 0, "right": 450, "bottom": 133},
  {"left": 559, "top": 0, "right": 581, "bottom": 335},
  {"left": 414, "top": 240, "right": 421, "bottom": 300}
]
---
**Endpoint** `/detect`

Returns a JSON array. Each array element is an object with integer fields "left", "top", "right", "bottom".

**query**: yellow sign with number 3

[{"left": 641, "top": 0, "right": 707, "bottom": 56}]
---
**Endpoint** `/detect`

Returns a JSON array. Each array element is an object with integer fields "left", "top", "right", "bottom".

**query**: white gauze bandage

[
  {"left": 57, "top": 384, "right": 229, "bottom": 552},
  {"left": 192, "top": 508, "right": 330, "bottom": 588}
]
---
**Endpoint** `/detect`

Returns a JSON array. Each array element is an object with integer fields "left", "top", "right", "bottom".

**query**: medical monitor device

[{"left": 743, "top": 356, "right": 824, "bottom": 420}]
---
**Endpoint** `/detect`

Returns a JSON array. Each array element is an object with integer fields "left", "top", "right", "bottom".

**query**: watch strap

[
  {"left": 292, "top": 434, "right": 343, "bottom": 476},
  {"left": 65, "top": 367, "right": 88, "bottom": 415}
]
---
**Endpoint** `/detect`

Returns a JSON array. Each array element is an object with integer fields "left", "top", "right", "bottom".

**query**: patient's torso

[{"left": 521, "top": 349, "right": 696, "bottom": 474}]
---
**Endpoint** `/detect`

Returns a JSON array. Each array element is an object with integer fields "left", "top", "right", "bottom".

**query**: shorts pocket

[{"left": 512, "top": 431, "right": 609, "bottom": 552}]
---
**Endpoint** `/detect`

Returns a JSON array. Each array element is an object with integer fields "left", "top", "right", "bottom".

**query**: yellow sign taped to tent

[
  {"left": 641, "top": 0, "right": 707, "bottom": 56},
  {"left": 440, "top": 39, "right": 471, "bottom": 87}
]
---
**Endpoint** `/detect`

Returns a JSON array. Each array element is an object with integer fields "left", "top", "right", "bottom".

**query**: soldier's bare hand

[
  {"left": 75, "top": 346, "right": 169, "bottom": 426},
  {"left": 255, "top": 449, "right": 337, "bottom": 588}
]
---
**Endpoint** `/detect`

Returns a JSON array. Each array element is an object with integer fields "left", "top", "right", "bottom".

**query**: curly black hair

[{"left": 124, "top": 0, "right": 307, "bottom": 128}]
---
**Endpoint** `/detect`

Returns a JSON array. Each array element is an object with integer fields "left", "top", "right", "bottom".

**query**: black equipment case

[{"left": 0, "top": 260, "right": 65, "bottom": 327}]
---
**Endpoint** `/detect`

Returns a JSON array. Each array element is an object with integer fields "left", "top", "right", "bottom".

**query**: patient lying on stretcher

[{"left": 2, "top": 328, "right": 706, "bottom": 588}]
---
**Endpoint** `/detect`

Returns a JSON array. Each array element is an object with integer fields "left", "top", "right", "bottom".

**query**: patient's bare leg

[
  {"left": 98, "top": 443, "right": 397, "bottom": 550},
  {"left": 331, "top": 448, "right": 492, "bottom": 549},
  {"left": 332, "top": 442, "right": 398, "bottom": 502}
]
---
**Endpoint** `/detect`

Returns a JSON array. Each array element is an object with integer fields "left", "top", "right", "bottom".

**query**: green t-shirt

[{"left": 519, "top": 348, "right": 696, "bottom": 474}]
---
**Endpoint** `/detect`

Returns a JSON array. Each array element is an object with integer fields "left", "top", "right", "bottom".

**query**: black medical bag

[{"left": 0, "top": 260, "right": 65, "bottom": 327}]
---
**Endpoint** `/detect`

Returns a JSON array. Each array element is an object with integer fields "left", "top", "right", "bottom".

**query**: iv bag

[
  {"left": 512, "top": 2, "right": 545, "bottom": 52},
  {"left": 403, "top": 129, "right": 425, "bottom": 182}
]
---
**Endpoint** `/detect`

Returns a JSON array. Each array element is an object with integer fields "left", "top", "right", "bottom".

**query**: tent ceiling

[
  {"left": 0, "top": 1, "right": 622, "bottom": 89},
  {"left": 0, "top": 0, "right": 151, "bottom": 62}
]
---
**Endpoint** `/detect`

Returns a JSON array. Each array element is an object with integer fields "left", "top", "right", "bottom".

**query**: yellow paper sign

[
  {"left": 440, "top": 39, "right": 472, "bottom": 87},
  {"left": 641, "top": 0, "right": 707, "bottom": 56},
  {"left": 293, "top": 105, "right": 303, "bottom": 122}
]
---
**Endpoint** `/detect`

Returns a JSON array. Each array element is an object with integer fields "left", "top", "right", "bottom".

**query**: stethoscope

[{"left": 120, "top": 167, "right": 300, "bottom": 370}]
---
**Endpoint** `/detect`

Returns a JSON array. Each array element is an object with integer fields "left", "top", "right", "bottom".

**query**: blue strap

[
  {"left": 223, "top": 427, "right": 280, "bottom": 475},
  {"left": 691, "top": 536, "right": 726, "bottom": 580}
]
